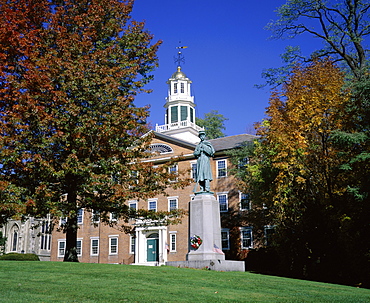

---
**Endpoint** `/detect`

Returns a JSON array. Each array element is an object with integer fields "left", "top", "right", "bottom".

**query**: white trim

[
  {"left": 77, "top": 208, "right": 84, "bottom": 224},
  {"left": 76, "top": 239, "right": 83, "bottom": 257},
  {"left": 216, "top": 159, "right": 227, "bottom": 178},
  {"left": 168, "top": 197, "right": 179, "bottom": 211},
  {"left": 148, "top": 199, "right": 158, "bottom": 212},
  {"left": 90, "top": 237, "right": 99, "bottom": 256},
  {"left": 240, "top": 227, "right": 253, "bottom": 249},
  {"left": 109, "top": 236, "right": 118, "bottom": 255},
  {"left": 129, "top": 235, "right": 136, "bottom": 255},
  {"left": 221, "top": 228, "right": 230, "bottom": 250},
  {"left": 57, "top": 239, "right": 66, "bottom": 258},
  {"left": 217, "top": 192, "right": 229, "bottom": 212},
  {"left": 239, "top": 192, "right": 251, "bottom": 211},
  {"left": 169, "top": 233, "right": 177, "bottom": 252}
]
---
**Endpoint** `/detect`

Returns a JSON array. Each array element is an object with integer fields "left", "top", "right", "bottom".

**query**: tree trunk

[{"left": 64, "top": 192, "right": 79, "bottom": 262}]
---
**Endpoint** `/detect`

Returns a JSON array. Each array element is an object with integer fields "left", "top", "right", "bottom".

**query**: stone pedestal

[
  {"left": 166, "top": 192, "right": 245, "bottom": 272},
  {"left": 187, "top": 193, "right": 225, "bottom": 261}
]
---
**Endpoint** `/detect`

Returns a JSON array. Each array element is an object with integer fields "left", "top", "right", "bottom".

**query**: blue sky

[{"left": 131, "top": 0, "right": 323, "bottom": 136}]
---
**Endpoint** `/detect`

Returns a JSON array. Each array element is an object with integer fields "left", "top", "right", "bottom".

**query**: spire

[{"left": 154, "top": 46, "right": 203, "bottom": 144}]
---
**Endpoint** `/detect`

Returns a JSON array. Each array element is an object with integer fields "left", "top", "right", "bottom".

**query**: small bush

[{"left": 0, "top": 253, "right": 40, "bottom": 261}]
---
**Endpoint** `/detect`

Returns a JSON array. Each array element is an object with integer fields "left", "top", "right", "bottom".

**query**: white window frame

[
  {"left": 59, "top": 217, "right": 67, "bottom": 226},
  {"left": 239, "top": 192, "right": 251, "bottom": 211},
  {"left": 168, "top": 197, "right": 178, "bottom": 211},
  {"left": 109, "top": 236, "right": 119, "bottom": 255},
  {"left": 110, "top": 212, "right": 118, "bottom": 222},
  {"left": 240, "top": 227, "right": 253, "bottom": 249},
  {"left": 173, "top": 83, "right": 178, "bottom": 94},
  {"left": 129, "top": 200, "right": 137, "bottom": 210},
  {"left": 169, "top": 165, "right": 178, "bottom": 182},
  {"left": 169, "top": 232, "right": 177, "bottom": 252},
  {"left": 129, "top": 235, "right": 136, "bottom": 254},
  {"left": 148, "top": 199, "right": 157, "bottom": 212},
  {"left": 76, "top": 239, "right": 82, "bottom": 257},
  {"left": 264, "top": 225, "right": 275, "bottom": 246},
  {"left": 216, "top": 159, "right": 227, "bottom": 178},
  {"left": 92, "top": 210, "right": 100, "bottom": 223},
  {"left": 77, "top": 208, "right": 84, "bottom": 224},
  {"left": 217, "top": 192, "right": 228, "bottom": 212},
  {"left": 190, "top": 161, "right": 197, "bottom": 181},
  {"left": 221, "top": 228, "right": 230, "bottom": 250},
  {"left": 90, "top": 237, "right": 99, "bottom": 256},
  {"left": 58, "top": 240, "right": 66, "bottom": 258}
]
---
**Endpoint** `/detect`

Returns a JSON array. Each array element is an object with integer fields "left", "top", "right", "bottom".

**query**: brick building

[{"left": 49, "top": 65, "right": 256, "bottom": 264}]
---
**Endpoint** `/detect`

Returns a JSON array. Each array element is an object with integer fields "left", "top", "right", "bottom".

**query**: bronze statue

[{"left": 193, "top": 131, "right": 215, "bottom": 193}]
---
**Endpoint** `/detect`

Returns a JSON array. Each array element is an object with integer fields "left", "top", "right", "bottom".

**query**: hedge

[{"left": 0, "top": 253, "right": 40, "bottom": 261}]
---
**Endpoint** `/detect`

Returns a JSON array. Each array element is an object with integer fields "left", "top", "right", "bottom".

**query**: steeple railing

[{"left": 155, "top": 120, "right": 204, "bottom": 133}]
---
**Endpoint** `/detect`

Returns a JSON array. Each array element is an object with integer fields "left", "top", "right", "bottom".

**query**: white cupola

[{"left": 155, "top": 65, "right": 203, "bottom": 144}]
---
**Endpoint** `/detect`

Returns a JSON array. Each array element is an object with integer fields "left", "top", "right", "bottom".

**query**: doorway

[{"left": 146, "top": 233, "right": 159, "bottom": 262}]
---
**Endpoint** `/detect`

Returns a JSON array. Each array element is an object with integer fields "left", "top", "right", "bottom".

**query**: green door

[{"left": 147, "top": 238, "right": 159, "bottom": 262}]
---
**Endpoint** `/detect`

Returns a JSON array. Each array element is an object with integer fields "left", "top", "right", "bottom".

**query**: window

[
  {"left": 129, "top": 201, "right": 137, "bottom": 210},
  {"left": 170, "top": 233, "right": 177, "bottom": 252},
  {"left": 58, "top": 240, "right": 66, "bottom": 257},
  {"left": 110, "top": 212, "right": 118, "bottom": 222},
  {"left": 217, "top": 159, "right": 227, "bottom": 178},
  {"left": 180, "top": 105, "right": 187, "bottom": 121},
  {"left": 148, "top": 199, "right": 157, "bottom": 212},
  {"left": 170, "top": 106, "right": 178, "bottom": 123},
  {"left": 91, "top": 238, "right": 99, "bottom": 256},
  {"left": 240, "top": 193, "right": 251, "bottom": 211},
  {"left": 76, "top": 239, "right": 82, "bottom": 256},
  {"left": 241, "top": 227, "right": 253, "bottom": 249},
  {"left": 180, "top": 82, "right": 185, "bottom": 93},
  {"left": 264, "top": 226, "right": 275, "bottom": 246},
  {"left": 221, "top": 229, "right": 230, "bottom": 250},
  {"left": 190, "top": 107, "right": 194, "bottom": 123},
  {"left": 169, "top": 165, "right": 178, "bottom": 181},
  {"left": 217, "top": 193, "right": 228, "bottom": 212},
  {"left": 149, "top": 143, "right": 173, "bottom": 154},
  {"left": 130, "top": 236, "right": 136, "bottom": 254},
  {"left": 40, "top": 220, "right": 51, "bottom": 251},
  {"left": 60, "top": 217, "right": 67, "bottom": 226},
  {"left": 77, "top": 208, "right": 84, "bottom": 224},
  {"left": 168, "top": 197, "right": 178, "bottom": 211},
  {"left": 173, "top": 83, "right": 178, "bottom": 94},
  {"left": 191, "top": 162, "right": 197, "bottom": 181},
  {"left": 92, "top": 210, "right": 100, "bottom": 223},
  {"left": 109, "top": 237, "right": 118, "bottom": 255},
  {"left": 11, "top": 230, "right": 18, "bottom": 252},
  {"left": 238, "top": 157, "right": 249, "bottom": 169}
]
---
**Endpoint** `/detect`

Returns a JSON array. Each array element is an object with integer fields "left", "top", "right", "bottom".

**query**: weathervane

[{"left": 174, "top": 44, "right": 188, "bottom": 67}]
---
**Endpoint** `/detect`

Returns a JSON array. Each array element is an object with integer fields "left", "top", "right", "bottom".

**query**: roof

[{"left": 209, "top": 134, "right": 257, "bottom": 152}]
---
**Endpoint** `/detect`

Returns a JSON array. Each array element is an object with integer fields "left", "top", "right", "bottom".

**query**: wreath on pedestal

[{"left": 190, "top": 235, "right": 202, "bottom": 249}]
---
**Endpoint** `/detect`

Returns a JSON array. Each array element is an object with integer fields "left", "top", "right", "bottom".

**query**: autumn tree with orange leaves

[
  {"left": 233, "top": 60, "right": 370, "bottom": 285},
  {"left": 0, "top": 0, "right": 190, "bottom": 262}
]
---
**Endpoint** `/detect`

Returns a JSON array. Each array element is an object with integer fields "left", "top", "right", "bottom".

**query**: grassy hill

[{"left": 0, "top": 261, "right": 369, "bottom": 302}]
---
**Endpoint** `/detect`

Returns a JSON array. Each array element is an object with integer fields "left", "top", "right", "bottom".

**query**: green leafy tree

[
  {"left": 196, "top": 110, "right": 228, "bottom": 139},
  {"left": 0, "top": 0, "right": 189, "bottom": 262}
]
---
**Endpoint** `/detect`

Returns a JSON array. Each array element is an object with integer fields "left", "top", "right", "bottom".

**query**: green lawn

[{"left": 0, "top": 261, "right": 369, "bottom": 302}]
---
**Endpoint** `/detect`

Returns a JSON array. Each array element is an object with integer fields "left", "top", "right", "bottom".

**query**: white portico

[
  {"left": 133, "top": 219, "right": 168, "bottom": 266},
  {"left": 155, "top": 66, "right": 203, "bottom": 144}
]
